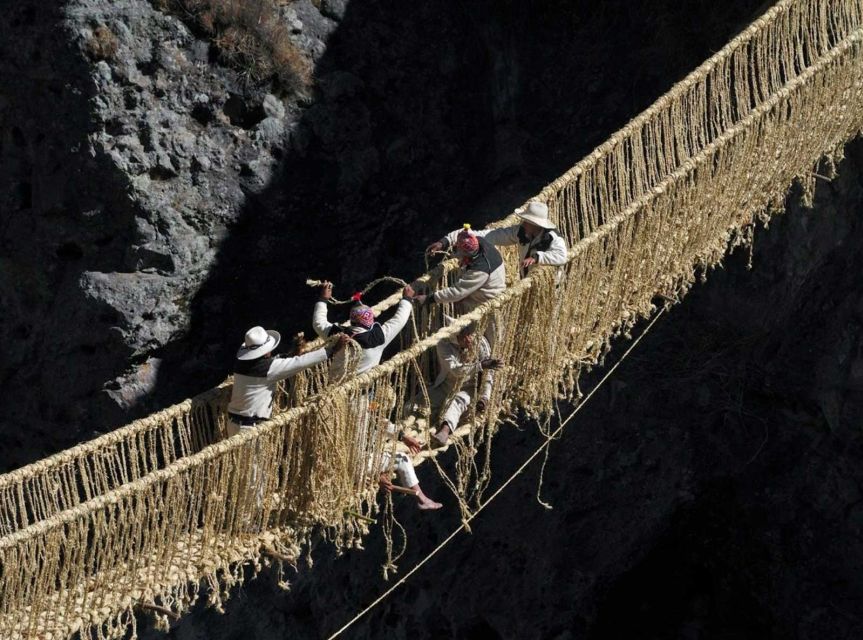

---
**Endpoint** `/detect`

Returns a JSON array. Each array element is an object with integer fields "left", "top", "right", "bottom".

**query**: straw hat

[
  {"left": 515, "top": 201, "right": 555, "bottom": 229},
  {"left": 236, "top": 326, "right": 281, "bottom": 360}
]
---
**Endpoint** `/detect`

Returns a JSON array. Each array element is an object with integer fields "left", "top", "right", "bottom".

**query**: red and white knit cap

[
  {"left": 349, "top": 293, "right": 375, "bottom": 328},
  {"left": 455, "top": 225, "right": 479, "bottom": 255}
]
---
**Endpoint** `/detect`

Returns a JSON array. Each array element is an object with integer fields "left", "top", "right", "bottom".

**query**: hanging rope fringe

[{"left": 2, "top": 1, "right": 863, "bottom": 637}]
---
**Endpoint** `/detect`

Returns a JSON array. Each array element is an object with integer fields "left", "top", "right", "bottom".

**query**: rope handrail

[
  {"left": 2, "top": 0, "right": 856, "bottom": 533},
  {"left": 568, "top": 26, "right": 863, "bottom": 260},
  {"left": 1, "top": 1, "right": 862, "bottom": 637},
  {"left": 0, "top": 276, "right": 540, "bottom": 550}
]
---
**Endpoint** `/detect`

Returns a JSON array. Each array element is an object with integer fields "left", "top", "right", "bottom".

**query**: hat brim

[
  {"left": 236, "top": 330, "right": 281, "bottom": 360},
  {"left": 516, "top": 211, "right": 556, "bottom": 229}
]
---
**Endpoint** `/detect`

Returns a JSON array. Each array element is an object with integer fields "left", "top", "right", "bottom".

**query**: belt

[{"left": 227, "top": 412, "right": 267, "bottom": 426}]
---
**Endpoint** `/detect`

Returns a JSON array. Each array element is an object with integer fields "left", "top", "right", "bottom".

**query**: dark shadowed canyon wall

[
  {"left": 139, "top": 139, "right": 863, "bottom": 640},
  {"left": 4, "top": 0, "right": 863, "bottom": 638},
  {"left": 1, "top": 0, "right": 767, "bottom": 468}
]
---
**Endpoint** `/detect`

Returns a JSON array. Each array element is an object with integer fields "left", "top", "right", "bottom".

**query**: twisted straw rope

[
  {"left": 0, "top": 0, "right": 815, "bottom": 505},
  {"left": 2, "top": 2, "right": 862, "bottom": 637},
  {"left": 305, "top": 277, "right": 409, "bottom": 305}
]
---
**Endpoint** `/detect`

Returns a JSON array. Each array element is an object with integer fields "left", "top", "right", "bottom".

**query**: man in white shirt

[
  {"left": 313, "top": 283, "right": 413, "bottom": 381},
  {"left": 226, "top": 325, "right": 348, "bottom": 529},
  {"left": 227, "top": 326, "right": 348, "bottom": 436},
  {"left": 425, "top": 201, "right": 568, "bottom": 280},
  {"left": 313, "top": 283, "right": 442, "bottom": 510}
]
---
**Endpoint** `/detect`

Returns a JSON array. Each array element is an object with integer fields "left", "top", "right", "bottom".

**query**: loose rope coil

[{"left": 305, "top": 277, "right": 409, "bottom": 305}]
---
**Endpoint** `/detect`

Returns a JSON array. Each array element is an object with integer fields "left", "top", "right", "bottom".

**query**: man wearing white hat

[
  {"left": 425, "top": 201, "right": 568, "bottom": 280},
  {"left": 227, "top": 326, "right": 348, "bottom": 436},
  {"left": 225, "top": 326, "right": 347, "bottom": 530}
]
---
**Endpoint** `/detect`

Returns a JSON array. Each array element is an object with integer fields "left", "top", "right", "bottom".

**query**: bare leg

[{"left": 411, "top": 483, "right": 442, "bottom": 510}]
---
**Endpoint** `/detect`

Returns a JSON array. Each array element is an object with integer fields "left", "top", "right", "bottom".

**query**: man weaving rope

[
  {"left": 426, "top": 319, "right": 502, "bottom": 446},
  {"left": 226, "top": 326, "right": 348, "bottom": 527},
  {"left": 426, "top": 201, "right": 568, "bottom": 280},
  {"left": 227, "top": 326, "right": 348, "bottom": 435},
  {"left": 313, "top": 282, "right": 413, "bottom": 380},
  {"left": 314, "top": 282, "right": 442, "bottom": 510},
  {"left": 414, "top": 225, "right": 506, "bottom": 314}
]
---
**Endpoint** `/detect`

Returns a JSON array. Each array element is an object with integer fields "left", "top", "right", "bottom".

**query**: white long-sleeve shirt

[
  {"left": 228, "top": 347, "right": 329, "bottom": 419},
  {"left": 443, "top": 224, "right": 568, "bottom": 279},
  {"left": 312, "top": 299, "right": 413, "bottom": 379}
]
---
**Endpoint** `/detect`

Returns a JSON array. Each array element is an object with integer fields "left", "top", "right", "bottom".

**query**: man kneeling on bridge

[{"left": 426, "top": 319, "right": 502, "bottom": 447}]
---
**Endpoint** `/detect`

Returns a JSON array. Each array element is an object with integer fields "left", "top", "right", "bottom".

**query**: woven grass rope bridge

[{"left": 1, "top": 0, "right": 863, "bottom": 637}]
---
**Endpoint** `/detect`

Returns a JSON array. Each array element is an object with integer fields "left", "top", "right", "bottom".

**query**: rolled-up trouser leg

[
  {"left": 379, "top": 450, "right": 419, "bottom": 488},
  {"left": 442, "top": 390, "right": 471, "bottom": 429}
]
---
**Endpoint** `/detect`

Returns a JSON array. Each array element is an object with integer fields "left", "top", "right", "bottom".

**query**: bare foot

[
  {"left": 417, "top": 497, "right": 443, "bottom": 510},
  {"left": 412, "top": 486, "right": 443, "bottom": 510}
]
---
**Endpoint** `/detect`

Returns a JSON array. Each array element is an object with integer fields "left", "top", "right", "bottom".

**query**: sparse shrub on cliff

[
  {"left": 84, "top": 24, "right": 119, "bottom": 61},
  {"left": 156, "top": 0, "right": 311, "bottom": 94}
]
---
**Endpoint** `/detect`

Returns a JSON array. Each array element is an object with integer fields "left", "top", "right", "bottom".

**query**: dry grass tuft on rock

[
  {"left": 84, "top": 25, "right": 119, "bottom": 61},
  {"left": 161, "top": 0, "right": 311, "bottom": 93}
]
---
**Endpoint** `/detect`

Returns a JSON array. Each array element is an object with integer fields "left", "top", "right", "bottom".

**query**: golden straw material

[{"left": 1, "top": 1, "right": 863, "bottom": 637}]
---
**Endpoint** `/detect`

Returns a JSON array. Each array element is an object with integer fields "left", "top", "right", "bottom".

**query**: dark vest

[
  {"left": 518, "top": 227, "right": 559, "bottom": 255},
  {"left": 328, "top": 323, "right": 386, "bottom": 349},
  {"left": 234, "top": 356, "right": 274, "bottom": 378},
  {"left": 467, "top": 236, "right": 504, "bottom": 274}
]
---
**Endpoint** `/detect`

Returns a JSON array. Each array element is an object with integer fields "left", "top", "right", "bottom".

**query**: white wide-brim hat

[
  {"left": 515, "top": 201, "right": 555, "bottom": 229},
  {"left": 236, "top": 326, "right": 281, "bottom": 360}
]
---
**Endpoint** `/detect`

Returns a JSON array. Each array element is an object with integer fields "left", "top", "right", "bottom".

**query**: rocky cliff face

[
  {"left": 5, "top": 0, "right": 863, "bottom": 638},
  {"left": 0, "top": 0, "right": 767, "bottom": 469},
  {"left": 1, "top": 0, "right": 337, "bottom": 465}
]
